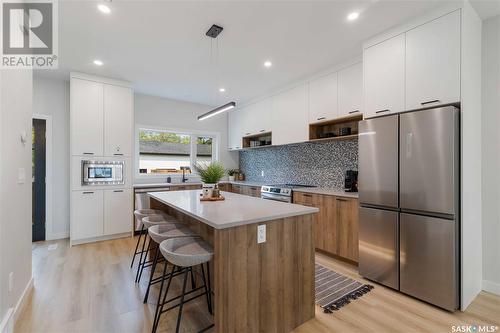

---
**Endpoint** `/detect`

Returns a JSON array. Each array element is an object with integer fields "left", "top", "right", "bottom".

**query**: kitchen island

[{"left": 149, "top": 190, "right": 319, "bottom": 333}]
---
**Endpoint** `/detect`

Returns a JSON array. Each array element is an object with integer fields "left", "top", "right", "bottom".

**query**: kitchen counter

[
  {"left": 133, "top": 180, "right": 267, "bottom": 189},
  {"left": 149, "top": 189, "right": 316, "bottom": 331},
  {"left": 293, "top": 187, "right": 359, "bottom": 198},
  {"left": 148, "top": 190, "right": 318, "bottom": 229}
]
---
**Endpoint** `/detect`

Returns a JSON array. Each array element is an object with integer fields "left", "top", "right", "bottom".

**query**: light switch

[
  {"left": 257, "top": 224, "right": 266, "bottom": 244},
  {"left": 18, "top": 168, "right": 26, "bottom": 184}
]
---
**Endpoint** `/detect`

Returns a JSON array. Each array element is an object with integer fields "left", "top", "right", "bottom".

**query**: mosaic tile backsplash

[{"left": 239, "top": 138, "right": 358, "bottom": 188}]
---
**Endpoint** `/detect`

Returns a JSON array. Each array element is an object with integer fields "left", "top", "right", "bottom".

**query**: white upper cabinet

[
  {"left": 338, "top": 62, "right": 363, "bottom": 117},
  {"left": 241, "top": 98, "right": 273, "bottom": 137},
  {"left": 364, "top": 34, "right": 406, "bottom": 119},
  {"left": 308, "top": 72, "right": 338, "bottom": 123},
  {"left": 272, "top": 84, "right": 308, "bottom": 146},
  {"left": 71, "top": 78, "right": 104, "bottom": 156},
  {"left": 405, "top": 10, "right": 460, "bottom": 110},
  {"left": 228, "top": 109, "right": 243, "bottom": 150},
  {"left": 104, "top": 84, "right": 133, "bottom": 156}
]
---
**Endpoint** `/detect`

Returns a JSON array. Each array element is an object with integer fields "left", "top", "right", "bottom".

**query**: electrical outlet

[
  {"left": 257, "top": 225, "right": 266, "bottom": 244},
  {"left": 8, "top": 272, "right": 14, "bottom": 292},
  {"left": 261, "top": 170, "right": 264, "bottom": 177}
]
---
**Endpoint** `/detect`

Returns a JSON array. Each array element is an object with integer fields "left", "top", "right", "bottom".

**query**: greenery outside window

[{"left": 138, "top": 128, "right": 217, "bottom": 175}]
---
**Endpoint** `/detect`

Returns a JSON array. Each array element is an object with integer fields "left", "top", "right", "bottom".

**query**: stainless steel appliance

[
  {"left": 261, "top": 184, "right": 316, "bottom": 203},
  {"left": 82, "top": 160, "right": 124, "bottom": 185},
  {"left": 344, "top": 170, "right": 358, "bottom": 192},
  {"left": 358, "top": 106, "right": 459, "bottom": 311}
]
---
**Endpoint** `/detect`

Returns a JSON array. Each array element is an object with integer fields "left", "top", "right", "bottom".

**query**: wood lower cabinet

[
  {"left": 170, "top": 184, "right": 202, "bottom": 191},
  {"left": 226, "top": 184, "right": 261, "bottom": 197},
  {"left": 293, "top": 192, "right": 358, "bottom": 262},
  {"left": 335, "top": 197, "right": 359, "bottom": 262},
  {"left": 218, "top": 183, "right": 232, "bottom": 192}
]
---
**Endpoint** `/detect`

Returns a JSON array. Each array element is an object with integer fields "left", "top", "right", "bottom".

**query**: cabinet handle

[
  {"left": 114, "top": 153, "right": 124, "bottom": 156},
  {"left": 83, "top": 152, "right": 94, "bottom": 155},
  {"left": 259, "top": 129, "right": 266, "bottom": 133},
  {"left": 349, "top": 110, "right": 360, "bottom": 114},
  {"left": 113, "top": 190, "right": 124, "bottom": 193},
  {"left": 375, "top": 109, "right": 390, "bottom": 114},
  {"left": 336, "top": 197, "right": 348, "bottom": 201},
  {"left": 317, "top": 117, "right": 326, "bottom": 121},
  {"left": 421, "top": 99, "right": 440, "bottom": 106},
  {"left": 302, "top": 193, "right": 313, "bottom": 197},
  {"left": 83, "top": 191, "right": 94, "bottom": 194},
  {"left": 235, "top": 146, "right": 240, "bottom": 149},
  {"left": 245, "top": 132, "right": 251, "bottom": 136}
]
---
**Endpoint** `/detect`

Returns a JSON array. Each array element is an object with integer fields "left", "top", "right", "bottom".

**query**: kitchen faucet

[{"left": 180, "top": 166, "right": 189, "bottom": 183}]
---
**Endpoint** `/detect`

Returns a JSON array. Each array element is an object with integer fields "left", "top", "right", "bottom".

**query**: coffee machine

[{"left": 344, "top": 170, "right": 358, "bottom": 192}]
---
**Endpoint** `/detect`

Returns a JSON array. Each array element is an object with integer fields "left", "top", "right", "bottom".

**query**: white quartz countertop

[
  {"left": 148, "top": 190, "right": 319, "bottom": 230},
  {"left": 133, "top": 180, "right": 267, "bottom": 189},
  {"left": 293, "top": 187, "right": 359, "bottom": 198}
]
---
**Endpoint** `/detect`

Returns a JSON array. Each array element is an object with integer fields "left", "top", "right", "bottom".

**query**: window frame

[{"left": 135, "top": 124, "right": 220, "bottom": 178}]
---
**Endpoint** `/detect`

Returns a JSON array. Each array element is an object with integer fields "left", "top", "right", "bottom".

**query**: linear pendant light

[
  {"left": 198, "top": 102, "right": 235, "bottom": 121},
  {"left": 198, "top": 24, "right": 236, "bottom": 121}
]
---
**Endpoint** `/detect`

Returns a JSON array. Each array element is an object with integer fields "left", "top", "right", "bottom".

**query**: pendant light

[{"left": 198, "top": 24, "right": 236, "bottom": 121}]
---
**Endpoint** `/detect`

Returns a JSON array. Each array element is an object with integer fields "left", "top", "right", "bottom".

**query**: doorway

[{"left": 32, "top": 118, "right": 46, "bottom": 242}]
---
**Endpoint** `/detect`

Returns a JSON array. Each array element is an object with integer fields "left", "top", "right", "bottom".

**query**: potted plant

[
  {"left": 227, "top": 169, "right": 239, "bottom": 182},
  {"left": 195, "top": 162, "right": 226, "bottom": 198}
]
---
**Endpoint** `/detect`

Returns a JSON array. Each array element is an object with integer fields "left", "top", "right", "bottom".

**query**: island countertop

[{"left": 148, "top": 190, "right": 319, "bottom": 230}]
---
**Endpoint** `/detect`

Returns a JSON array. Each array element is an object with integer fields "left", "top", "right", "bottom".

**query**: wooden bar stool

[
  {"left": 143, "top": 223, "right": 198, "bottom": 303},
  {"left": 135, "top": 214, "right": 184, "bottom": 283},
  {"left": 152, "top": 237, "right": 214, "bottom": 333}
]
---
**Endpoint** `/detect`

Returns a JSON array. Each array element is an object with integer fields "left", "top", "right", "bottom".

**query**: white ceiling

[{"left": 37, "top": 0, "right": 489, "bottom": 106}]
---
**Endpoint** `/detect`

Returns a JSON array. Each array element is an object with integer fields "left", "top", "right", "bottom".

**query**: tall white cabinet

[{"left": 70, "top": 73, "right": 134, "bottom": 246}]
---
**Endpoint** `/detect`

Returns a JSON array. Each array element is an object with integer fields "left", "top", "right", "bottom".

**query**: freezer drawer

[
  {"left": 400, "top": 213, "right": 458, "bottom": 311},
  {"left": 358, "top": 207, "right": 399, "bottom": 289},
  {"left": 358, "top": 115, "right": 399, "bottom": 208},
  {"left": 400, "top": 106, "right": 459, "bottom": 216}
]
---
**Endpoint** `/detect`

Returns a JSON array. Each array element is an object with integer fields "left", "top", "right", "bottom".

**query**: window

[{"left": 138, "top": 128, "right": 217, "bottom": 175}]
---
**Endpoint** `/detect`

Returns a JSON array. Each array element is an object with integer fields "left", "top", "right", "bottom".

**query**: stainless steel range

[{"left": 261, "top": 184, "right": 316, "bottom": 203}]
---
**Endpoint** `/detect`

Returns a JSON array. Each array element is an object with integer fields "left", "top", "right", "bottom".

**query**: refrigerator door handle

[{"left": 406, "top": 132, "right": 413, "bottom": 158}]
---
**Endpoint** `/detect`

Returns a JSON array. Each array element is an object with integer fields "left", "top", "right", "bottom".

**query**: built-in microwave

[{"left": 82, "top": 160, "right": 124, "bottom": 185}]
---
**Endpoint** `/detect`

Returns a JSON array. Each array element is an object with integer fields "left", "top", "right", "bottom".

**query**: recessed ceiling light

[
  {"left": 219, "top": 88, "right": 226, "bottom": 92},
  {"left": 264, "top": 61, "right": 272, "bottom": 68},
  {"left": 347, "top": 12, "right": 359, "bottom": 21},
  {"left": 93, "top": 59, "right": 103, "bottom": 66},
  {"left": 97, "top": 4, "right": 111, "bottom": 14}
]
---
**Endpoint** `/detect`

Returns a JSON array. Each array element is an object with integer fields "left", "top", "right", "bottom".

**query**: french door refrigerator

[{"left": 358, "top": 106, "right": 459, "bottom": 311}]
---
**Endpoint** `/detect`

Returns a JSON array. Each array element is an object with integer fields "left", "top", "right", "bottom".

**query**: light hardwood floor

[{"left": 16, "top": 238, "right": 500, "bottom": 333}]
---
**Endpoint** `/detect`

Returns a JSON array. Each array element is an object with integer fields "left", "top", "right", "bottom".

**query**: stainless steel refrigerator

[{"left": 358, "top": 106, "right": 459, "bottom": 311}]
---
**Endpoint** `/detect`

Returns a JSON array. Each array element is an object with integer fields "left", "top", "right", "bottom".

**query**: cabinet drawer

[{"left": 293, "top": 192, "right": 317, "bottom": 206}]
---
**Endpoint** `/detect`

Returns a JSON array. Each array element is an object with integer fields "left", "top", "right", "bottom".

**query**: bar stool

[
  {"left": 131, "top": 209, "right": 177, "bottom": 269},
  {"left": 152, "top": 237, "right": 214, "bottom": 333},
  {"left": 143, "top": 223, "right": 198, "bottom": 303},
  {"left": 135, "top": 214, "right": 184, "bottom": 283}
]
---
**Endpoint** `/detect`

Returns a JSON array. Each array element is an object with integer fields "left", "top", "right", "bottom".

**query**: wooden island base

[{"left": 151, "top": 197, "right": 315, "bottom": 333}]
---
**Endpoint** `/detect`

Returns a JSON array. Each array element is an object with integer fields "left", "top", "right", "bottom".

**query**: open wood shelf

[
  {"left": 242, "top": 131, "right": 272, "bottom": 148},
  {"left": 309, "top": 114, "right": 363, "bottom": 141}
]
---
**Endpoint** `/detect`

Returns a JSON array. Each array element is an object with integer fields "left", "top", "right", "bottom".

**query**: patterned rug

[{"left": 315, "top": 264, "right": 374, "bottom": 313}]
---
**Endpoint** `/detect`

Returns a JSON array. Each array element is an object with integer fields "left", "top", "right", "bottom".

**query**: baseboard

[
  {"left": 482, "top": 279, "right": 500, "bottom": 296},
  {"left": 70, "top": 232, "right": 130, "bottom": 246},
  {"left": 0, "top": 277, "right": 34, "bottom": 333},
  {"left": 0, "top": 308, "right": 14, "bottom": 333},
  {"left": 14, "top": 277, "right": 34, "bottom": 321},
  {"left": 46, "top": 231, "right": 69, "bottom": 241}
]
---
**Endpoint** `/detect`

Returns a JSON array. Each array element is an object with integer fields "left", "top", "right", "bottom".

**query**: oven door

[{"left": 260, "top": 192, "right": 292, "bottom": 203}]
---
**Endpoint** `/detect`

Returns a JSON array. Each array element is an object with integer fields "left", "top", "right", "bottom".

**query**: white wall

[
  {"left": 0, "top": 69, "right": 33, "bottom": 328},
  {"left": 481, "top": 15, "right": 500, "bottom": 296},
  {"left": 134, "top": 93, "right": 238, "bottom": 184},
  {"left": 32, "top": 77, "right": 70, "bottom": 239}
]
